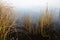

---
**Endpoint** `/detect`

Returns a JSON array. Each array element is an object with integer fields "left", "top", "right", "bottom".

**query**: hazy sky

[
  {"left": 1, "top": 0, "right": 60, "bottom": 18},
  {"left": 1, "top": 0, "right": 60, "bottom": 8}
]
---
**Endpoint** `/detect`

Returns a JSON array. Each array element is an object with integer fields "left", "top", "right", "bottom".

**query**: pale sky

[
  {"left": 1, "top": 0, "right": 60, "bottom": 20},
  {"left": 1, "top": 0, "right": 60, "bottom": 8}
]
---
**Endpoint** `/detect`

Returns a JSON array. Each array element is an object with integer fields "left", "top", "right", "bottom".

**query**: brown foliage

[{"left": 0, "top": 3, "right": 16, "bottom": 40}]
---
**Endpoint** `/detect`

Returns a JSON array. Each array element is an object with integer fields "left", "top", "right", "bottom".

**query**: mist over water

[
  {"left": 14, "top": 7, "right": 59, "bottom": 21},
  {"left": 1, "top": 0, "right": 60, "bottom": 21}
]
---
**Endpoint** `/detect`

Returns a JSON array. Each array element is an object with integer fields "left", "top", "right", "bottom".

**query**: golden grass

[
  {"left": 0, "top": 3, "right": 16, "bottom": 40},
  {"left": 25, "top": 16, "right": 31, "bottom": 33},
  {"left": 0, "top": 3, "right": 56, "bottom": 40}
]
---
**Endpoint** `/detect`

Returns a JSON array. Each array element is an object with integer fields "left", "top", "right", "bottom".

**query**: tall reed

[{"left": 0, "top": 3, "right": 16, "bottom": 40}]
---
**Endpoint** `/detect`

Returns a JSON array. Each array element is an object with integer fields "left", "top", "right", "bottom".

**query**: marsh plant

[{"left": 0, "top": 3, "right": 16, "bottom": 40}]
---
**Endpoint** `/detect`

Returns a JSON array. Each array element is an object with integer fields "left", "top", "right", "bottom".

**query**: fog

[{"left": 1, "top": 0, "right": 60, "bottom": 21}]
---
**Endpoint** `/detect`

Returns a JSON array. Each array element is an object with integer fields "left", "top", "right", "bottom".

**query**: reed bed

[
  {"left": 0, "top": 3, "right": 16, "bottom": 40},
  {"left": 0, "top": 3, "right": 59, "bottom": 40}
]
